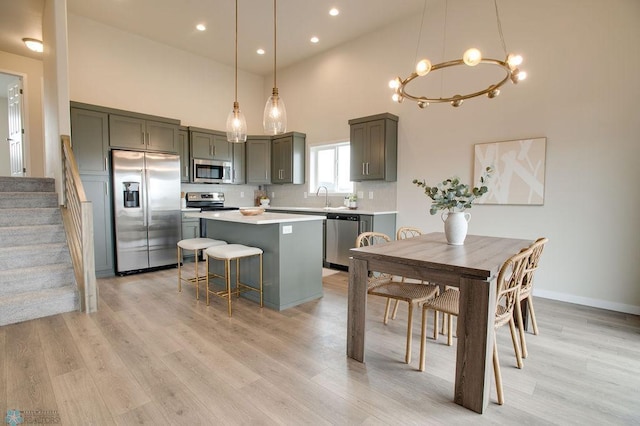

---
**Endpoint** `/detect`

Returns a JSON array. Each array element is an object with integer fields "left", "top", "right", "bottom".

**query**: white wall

[
  {"left": 67, "top": 14, "right": 266, "bottom": 133},
  {"left": 275, "top": 0, "right": 640, "bottom": 313}
]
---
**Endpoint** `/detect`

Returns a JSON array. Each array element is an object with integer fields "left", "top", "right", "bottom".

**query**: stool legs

[{"left": 204, "top": 251, "right": 263, "bottom": 317}]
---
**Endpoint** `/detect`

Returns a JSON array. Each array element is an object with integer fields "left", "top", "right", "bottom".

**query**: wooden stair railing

[{"left": 61, "top": 135, "right": 97, "bottom": 313}]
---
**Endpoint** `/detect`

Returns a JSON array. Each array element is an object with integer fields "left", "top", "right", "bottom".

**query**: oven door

[{"left": 192, "top": 159, "right": 232, "bottom": 183}]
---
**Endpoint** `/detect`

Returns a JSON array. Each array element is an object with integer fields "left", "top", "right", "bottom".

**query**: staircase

[{"left": 0, "top": 177, "right": 80, "bottom": 326}]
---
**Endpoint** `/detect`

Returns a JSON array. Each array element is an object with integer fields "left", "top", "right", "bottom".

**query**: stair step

[
  {"left": 0, "top": 286, "right": 79, "bottom": 327},
  {"left": 0, "top": 207, "right": 62, "bottom": 227},
  {"left": 0, "top": 242, "right": 71, "bottom": 270},
  {"left": 0, "top": 263, "right": 75, "bottom": 297},
  {"left": 0, "top": 224, "right": 67, "bottom": 247},
  {"left": 0, "top": 177, "right": 55, "bottom": 193},
  {"left": 0, "top": 192, "right": 58, "bottom": 208}
]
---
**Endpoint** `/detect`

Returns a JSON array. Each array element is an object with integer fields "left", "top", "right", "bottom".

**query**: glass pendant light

[
  {"left": 226, "top": 0, "right": 247, "bottom": 143},
  {"left": 263, "top": 0, "right": 287, "bottom": 135}
]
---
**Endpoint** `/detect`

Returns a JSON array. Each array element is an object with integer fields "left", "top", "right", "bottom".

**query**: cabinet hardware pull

[
  {"left": 105, "top": 157, "right": 108, "bottom": 171},
  {"left": 362, "top": 163, "right": 365, "bottom": 175},
  {"left": 141, "top": 132, "right": 145, "bottom": 145}
]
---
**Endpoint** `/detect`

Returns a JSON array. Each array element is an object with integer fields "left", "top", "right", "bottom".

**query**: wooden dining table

[{"left": 347, "top": 232, "right": 531, "bottom": 414}]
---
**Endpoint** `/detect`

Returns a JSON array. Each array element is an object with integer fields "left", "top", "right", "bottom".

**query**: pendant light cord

[
  {"left": 273, "top": 0, "right": 277, "bottom": 89},
  {"left": 494, "top": 0, "right": 508, "bottom": 56},
  {"left": 234, "top": 0, "right": 238, "bottom": 103}
]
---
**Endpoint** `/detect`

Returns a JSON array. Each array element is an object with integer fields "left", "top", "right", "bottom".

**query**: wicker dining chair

[
  {"left": 388, "top": 226, "right": 428, "bottom": 321},
  {"left": 356, "top": 231, "right": 440, "bottom": 364},
  {"left": 515, "top": 237, "right": 548, "bottom": 359},
  {"left": 419, "top": 246, "right": 532, "bottom": 405}
]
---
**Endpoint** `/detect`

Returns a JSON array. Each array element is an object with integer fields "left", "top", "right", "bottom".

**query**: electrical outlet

[
  {"left": 240, "top": 192, "right": 244, "bottom": 198},
  {"left": 304, "top": 192, "right": 307, "bottom": 198},
  {"left": 369, "top": 191, "right": 374, "bottom": 199},
  {"left": 283, "top": 225, "right": 292, "bottom": 234},
  {"left": 271, "top": 192, "right": 275, "bottom": 198},
  {"left": 357, "top": 191, "right": 364, "bottom": 199}
]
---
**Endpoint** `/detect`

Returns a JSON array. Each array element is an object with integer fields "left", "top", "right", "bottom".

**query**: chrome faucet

[{"left": 316, "top": 186, "right": 329, "bottom": 207}]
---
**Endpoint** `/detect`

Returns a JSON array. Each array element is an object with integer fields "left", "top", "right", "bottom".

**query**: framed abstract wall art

[{"left": 474, "top": 137, "right": 546, "bottom": 205}]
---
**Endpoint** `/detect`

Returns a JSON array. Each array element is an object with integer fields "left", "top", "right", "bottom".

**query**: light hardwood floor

[{"left": 1, "top": 267, "right": 639, "bottom": 425}]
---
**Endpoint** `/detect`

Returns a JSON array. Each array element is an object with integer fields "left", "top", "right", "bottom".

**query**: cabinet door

[
  {"left": 246, "top": 138, "right": 271, "bottom": 184},
  {"left": 179, "top": 129, "right": 189, "bottom": 182},
  {"left": 364, "top": 119, "right": 385, "bottom": 180},
  {"left": 231, "top": 142, "right": 245, "bottom": 184},
  {"left": 212, "top": 135, "right": 232, "bottom": 161},
  {"left": 350, "top": 122, "right": 367, "bottom": 181},
  {"left": 147, "top": 120, "right": 178, "bottom": 153},
  {"left": 191, "top": 132, "right": 232, "bottom": 160},
  {"left": 80, "top": 175, "right": 113, "bottom": 276},
  {"left": 190, "top": 131, "right": 213, "bottom": 159},
  {"left": 272, "top": 136, "right": 293, "bottom": 183},
  {"left": 109, "top": 114, "right": 146, "bottom": 149},
  {"left": 70, "top": 108, "right": 109, "bottom": 175}
]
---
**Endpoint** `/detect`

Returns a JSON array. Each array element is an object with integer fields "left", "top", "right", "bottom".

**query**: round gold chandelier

[{"left": 389, "top": 0, "right": 527, "bottom": 108}]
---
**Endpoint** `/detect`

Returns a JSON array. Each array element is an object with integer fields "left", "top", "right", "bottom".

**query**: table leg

[
  {"left": 454, "top": 276, "right": 497, "bottom": 414},
  {"left": 347, "top": 257, "right": 368, "bottom": 362}
]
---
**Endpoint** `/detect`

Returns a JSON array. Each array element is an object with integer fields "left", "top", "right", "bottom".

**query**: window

[{"left": 309, "top": 142, "right": 353, "bottom": 194}]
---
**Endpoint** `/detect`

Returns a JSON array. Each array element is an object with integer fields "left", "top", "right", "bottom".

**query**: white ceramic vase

[{"left": 441, "top": 211, "right": 471, "bottom": 245}]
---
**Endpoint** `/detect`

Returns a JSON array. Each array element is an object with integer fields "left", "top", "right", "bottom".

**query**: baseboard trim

[{"left": 534, "top": 289, "right": 640, "bottom": 315}]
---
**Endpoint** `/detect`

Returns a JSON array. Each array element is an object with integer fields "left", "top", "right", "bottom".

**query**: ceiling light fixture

[
  {"left": 257, "top": 48, "right": 265, "bottom": 55},
  {"left": 329, "top": 8, "right": 339, "bottom": 16},
  {"left": 226, "top": 0, "right": 247, "bottom": 143},
  {"left": 389, "top": 0, "right": 527, "bottom": 108},
  {"left": 196, "top": 23, "right": 206, "bottom": 31},
  {"left": 263, "top": 0, "right": 287, "bottom": 135},
  {"left": 22, "top": 38, "right": 43, "bottom": 53},
  {"left": 310, "top": 36, "right": 319, "bottom": 44}
]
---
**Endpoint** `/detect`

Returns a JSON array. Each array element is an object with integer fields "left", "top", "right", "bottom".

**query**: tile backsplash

[{"left": 181, "top": 181, "right": 397, "bottom": 211}]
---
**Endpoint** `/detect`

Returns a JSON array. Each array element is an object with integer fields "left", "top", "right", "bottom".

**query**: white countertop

[
  {"left": 266, "top": 206, "right": 397, "bottom": 215},
  {"left": 185, "top": 209, "right": 326, "bottom": 225}
]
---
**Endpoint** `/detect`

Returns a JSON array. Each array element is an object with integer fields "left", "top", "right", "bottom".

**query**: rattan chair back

[
  {"left": 519, "top": 237, "right": 548, "bottom": 299},
  {"left": 495, "top": 247, "right": 532, "bottom": 329},
  {"left": 356, "top": 232, "right": 393, "bottom": 287},
  {"left": 396, "top": 226, "right": 423, "bottom": 241}
]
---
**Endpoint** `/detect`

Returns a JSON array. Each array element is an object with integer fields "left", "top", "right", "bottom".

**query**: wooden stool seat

[
  {"left": 205, "top": 244, "right": 263, "bottom": 317},
  {"left": 177, "top": 238, "right": 227, "bottom": 300}
]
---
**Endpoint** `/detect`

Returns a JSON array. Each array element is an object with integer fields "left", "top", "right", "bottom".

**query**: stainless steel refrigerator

[{"left": 112, "top": 149, "right": 181, "bottom": 274}]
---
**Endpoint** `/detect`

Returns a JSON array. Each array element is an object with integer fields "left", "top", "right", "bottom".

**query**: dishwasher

[{"left": 325, "top": 213, "right": 362, "bottom": 269}]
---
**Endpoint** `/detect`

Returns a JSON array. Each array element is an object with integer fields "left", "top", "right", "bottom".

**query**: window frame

[{"left": 308, "top": 141, "right": 353, "bottom": 195}]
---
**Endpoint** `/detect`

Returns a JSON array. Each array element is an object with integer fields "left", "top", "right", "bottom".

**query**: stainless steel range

[
  {"left": 185, "top": 191, "right": 239, "bottom": 211},
  {"left": 185, "top": 192, "right": 239, "bottom": 238}
]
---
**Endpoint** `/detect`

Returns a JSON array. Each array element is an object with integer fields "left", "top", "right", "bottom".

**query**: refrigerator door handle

[{"left": 141, "top": 168, "right": 148, "bottom": 227}]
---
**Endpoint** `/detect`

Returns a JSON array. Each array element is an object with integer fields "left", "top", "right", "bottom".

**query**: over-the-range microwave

[{"left": 192, "top": 158, "right": 232, "bottom": 184}]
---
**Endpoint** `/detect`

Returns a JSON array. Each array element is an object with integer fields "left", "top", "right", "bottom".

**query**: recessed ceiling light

[
  {"left": 22, "top": 38, "right": 43, "bottom": 53},
  {"left": 257, "top": 48, "right": 265, "bottom": 55},
  {"left": 329, "top": 8, "right": 339, "bottom": 16},
  {"left": 196, "top": 23, "right": 206, "bottom": 31},
  {"left": 310, "top": 36, "right": 319, "bottom": 44}
]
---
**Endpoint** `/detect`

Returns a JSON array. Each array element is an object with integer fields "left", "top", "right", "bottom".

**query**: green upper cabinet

[
  {"left": 349, "top": 113, "right": 398, "bottom": 182},
  {"left": 231, "top": 142, "right": 245, "bottom": 184},
  {"left": 70, "top": 107, "right": 109, "bottom": 175},
  {"left": 189, "top": 128, "right": 232, "bottom": 161},
  {"left": 109, "top": 114, "right": 178, "bottom": 153},
  {"left": 178, "top": 127, "right": 189, "bottom": 182},
  {"left": 246, "top": 137, "right": 271, "bottom": 184},
  {"left": 271, "top": 132, "right": 305, "bottom": 184}
]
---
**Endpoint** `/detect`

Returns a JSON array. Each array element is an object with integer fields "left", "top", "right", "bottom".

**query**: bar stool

[
  {"left": 204, "top": 244, "right": 263, "bottom": 317},
  {"left": 177, "top": 238, "right": 227, "bottom": 299}
]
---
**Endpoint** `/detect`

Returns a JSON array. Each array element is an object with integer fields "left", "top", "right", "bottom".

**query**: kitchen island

[{"left": 185, "top": 210, "right": 325, "bottom": 311}]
